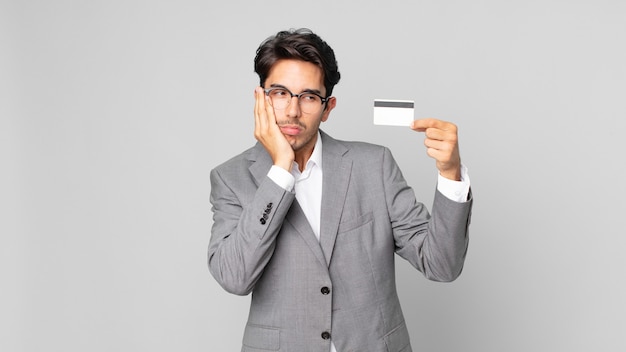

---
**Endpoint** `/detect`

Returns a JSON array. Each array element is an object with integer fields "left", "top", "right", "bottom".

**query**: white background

[{"left": 2, "top": 0, "right": 625, "bottom": 351}]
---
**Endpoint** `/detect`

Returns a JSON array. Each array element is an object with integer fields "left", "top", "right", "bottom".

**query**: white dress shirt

[{"left": 267, "top": 132, "right": 470, "bottom": 352}]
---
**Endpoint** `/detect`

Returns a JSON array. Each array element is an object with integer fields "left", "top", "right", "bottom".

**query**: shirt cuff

[
  {"left": 437, "top": 164, "right": 471, "bottom": 203},
  {"left": 268, "top": 165, "right": 295, "bottom": 192}
]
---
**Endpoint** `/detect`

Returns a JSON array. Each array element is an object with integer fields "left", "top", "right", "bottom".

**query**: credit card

[{"left": 373, "top": 99, "right": 414, "bottom": 126}]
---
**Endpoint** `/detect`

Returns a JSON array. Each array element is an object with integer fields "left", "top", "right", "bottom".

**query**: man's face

[{"left": 264, "top": 59, "right": 336, "bottom": 156}]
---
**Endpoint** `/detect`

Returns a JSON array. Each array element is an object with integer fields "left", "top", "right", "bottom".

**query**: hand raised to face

[{"left": 253, "top": 87, "right": 295, "bottom": 171}]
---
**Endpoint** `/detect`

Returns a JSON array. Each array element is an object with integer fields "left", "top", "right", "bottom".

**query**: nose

[{"left": 285, "top": 95, "right": 301, "bottom": 118}]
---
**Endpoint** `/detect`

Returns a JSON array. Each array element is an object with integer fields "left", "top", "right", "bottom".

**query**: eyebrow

[{"left": 269, "top": 83, "right": 323, "bottom": 96}]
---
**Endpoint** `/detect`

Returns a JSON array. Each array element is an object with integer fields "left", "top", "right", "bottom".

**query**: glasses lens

[
  {"left": 298, "top": 93, "right": 322, "bottom": 113},
  {"left": 267, "top": 88, "right": 324, "bottom": 113},
  {"left": 267, "top": 88, "right": 290, "bottom": 110}
]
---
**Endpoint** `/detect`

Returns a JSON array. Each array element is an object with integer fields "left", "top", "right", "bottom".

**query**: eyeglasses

[{"left": 264, "top": 87, "right": 328, "bottom": 113}]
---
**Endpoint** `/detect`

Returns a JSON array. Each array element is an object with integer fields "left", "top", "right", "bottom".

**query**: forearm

[
  {"left": 384, "top": 147, "right": 472, "bottom": 281},
  {"left": 420, "top": 189, "right": 472, "bottom": 281},
  {"left": 208, "top": 171, "right": 295, "bottom": 295}
]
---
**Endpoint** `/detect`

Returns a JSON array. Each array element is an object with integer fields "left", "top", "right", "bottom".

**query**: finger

[
  {"left": 425, "top": 147, "right": 454, "bottom": 164},
  {"left": 254, "top": 87, "right": 283, "bottom": 146},
  {"left": 424, "top": 138, "right": 455, "bottom": 153},
  {"left": 424, "top": 128, "right": 446, "bottom": 141},
  {"left": 425, "top": 146, "right": 441, "bottom": 160},
  {"left": 425, "top": 128, "right": 459, "bottom": 144},
  {"left": 263, "top": 93, "right": 277, "bottom": 126},
  {"left": 254, "top": 88, "right": 266, "bottom": 129},
  {"left": 411, "top": 118, "right": 456, "bottom": 132},
  {"left": 255, "top": 87, "right": 274, "bottom": 141},
  {"left": 411, "top": 118, "right": 444, "bottom": 130},
  {"left": 257, "top": 88, "right": 278, "bottom": 125},
  {"left": 424, "top": 137, "right": 458, "bottom": 159}
]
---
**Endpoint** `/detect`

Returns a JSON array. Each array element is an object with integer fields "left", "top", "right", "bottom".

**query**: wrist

[
  {"left": 274, "top": 158, "right": 293, "bottom": 172},
  {"left": 439, "top": 168, "right": 461, "bottom": 181}
]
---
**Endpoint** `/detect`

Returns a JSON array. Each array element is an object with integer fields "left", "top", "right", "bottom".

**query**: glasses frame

[{"left": 263, "top": 87, "right": 329, "bottom": 111}]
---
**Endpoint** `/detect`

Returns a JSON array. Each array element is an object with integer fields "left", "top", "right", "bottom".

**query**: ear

[{"left": 321, "top": 97, "right": 337, "bottom": 122}]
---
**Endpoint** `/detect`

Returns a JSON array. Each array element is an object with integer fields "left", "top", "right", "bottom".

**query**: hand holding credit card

[{"left": 373, "top": 99, "right": 414, "bottom": 126}]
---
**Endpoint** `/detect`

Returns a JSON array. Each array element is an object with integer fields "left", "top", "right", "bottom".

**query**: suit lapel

[
  {"left": 285, "top": 202, "right": 328, "bottom": 268},
  {"left": 319, "top": 131, "right": 352, "bottom": 266}
]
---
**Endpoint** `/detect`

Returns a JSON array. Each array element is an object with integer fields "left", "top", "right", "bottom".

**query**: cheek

[
  {"left": 306, "top": 116, "right": 324, "bottom": 130},
  {"left": 272, "top": 110, "right": 290, "bottom": 123}
]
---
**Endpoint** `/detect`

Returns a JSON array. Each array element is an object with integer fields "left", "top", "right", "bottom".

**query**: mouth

[{"left": 279, "top": 125, "right": 303, "bottom": 136}]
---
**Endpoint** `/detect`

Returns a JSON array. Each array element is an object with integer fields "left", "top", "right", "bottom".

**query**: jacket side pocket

[
  {"left": 242, "top": 323, "right": 280, "bottom": 351},
  {"left": 383, "top": 321, "right": 411, "bottom": 352}
]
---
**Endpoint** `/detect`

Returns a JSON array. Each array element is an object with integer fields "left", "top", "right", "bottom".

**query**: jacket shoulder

[{"left": 212, "top": 145, "right": 257, "bottom": 174}]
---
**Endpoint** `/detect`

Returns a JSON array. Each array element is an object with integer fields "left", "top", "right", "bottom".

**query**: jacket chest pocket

[{"left": 337, "top": 211, "right": 373, "bottom": 234}]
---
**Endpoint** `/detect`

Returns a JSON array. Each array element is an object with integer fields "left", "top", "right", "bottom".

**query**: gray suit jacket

[{"left": 208, "top": 131, "right": 472, "bottom": 352}]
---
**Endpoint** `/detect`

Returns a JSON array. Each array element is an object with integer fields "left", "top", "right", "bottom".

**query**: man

[{"left": 208, "top": 28, "right": 472, "bottom": 352}]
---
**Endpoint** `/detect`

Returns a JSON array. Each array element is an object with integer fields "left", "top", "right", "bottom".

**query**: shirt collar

[{"left": 308, "top": 131, "right": 323, "bottom": 171}]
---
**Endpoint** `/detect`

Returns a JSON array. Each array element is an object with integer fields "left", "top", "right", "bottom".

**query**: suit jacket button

[
  {"left": 259, "top": 218, "right": 266, "bottom": 225},
  {"left": 321, "top": 331, "right": 331, "bottom": 340},
  {"left": 321, "top": 286, "right": 330, "bottom": 295}
]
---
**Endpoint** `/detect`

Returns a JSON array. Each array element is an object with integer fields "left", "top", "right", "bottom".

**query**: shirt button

[
  {"left": 320, "top": 286, "right": 330, "bottom": 295},
  {"left": 321, "top": 331, "right": 331, "bottom": 340}
]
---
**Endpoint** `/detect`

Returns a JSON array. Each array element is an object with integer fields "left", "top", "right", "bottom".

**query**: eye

[
  {"left": 270, "top": 89, "right": 289, "bottom": 98},
  {"left": 300, "top": 93, "right": 320, "bottom": 103}
]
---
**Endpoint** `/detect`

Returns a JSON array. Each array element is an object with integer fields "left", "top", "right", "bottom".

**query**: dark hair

[{"left": 254, "top": 28, "right": 341, "bottom": 97}]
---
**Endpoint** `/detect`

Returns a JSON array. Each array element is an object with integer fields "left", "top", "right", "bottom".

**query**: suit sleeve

[
  {"left": 208, "top": 167, "right": 295, "bottom": 295},
  {"left": 383, "top": 147, "right": 473, "bottom": 282}
]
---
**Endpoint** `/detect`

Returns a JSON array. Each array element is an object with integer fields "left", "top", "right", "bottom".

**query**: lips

[{"left": 279, "top": 125, "right": 302, "bottom": 136}]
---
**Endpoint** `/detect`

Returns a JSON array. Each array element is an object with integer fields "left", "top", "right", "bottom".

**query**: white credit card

[{"left": 373, "top": 99, "right": 414, "bottom": 126}]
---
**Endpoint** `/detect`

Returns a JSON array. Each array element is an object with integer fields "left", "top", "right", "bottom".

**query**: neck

[
  {"left": 294, "top": 149, "right": 313, "bottom": 172},
  {"left": 293, "top": 133, "right": 319, "bottom": 172}
]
